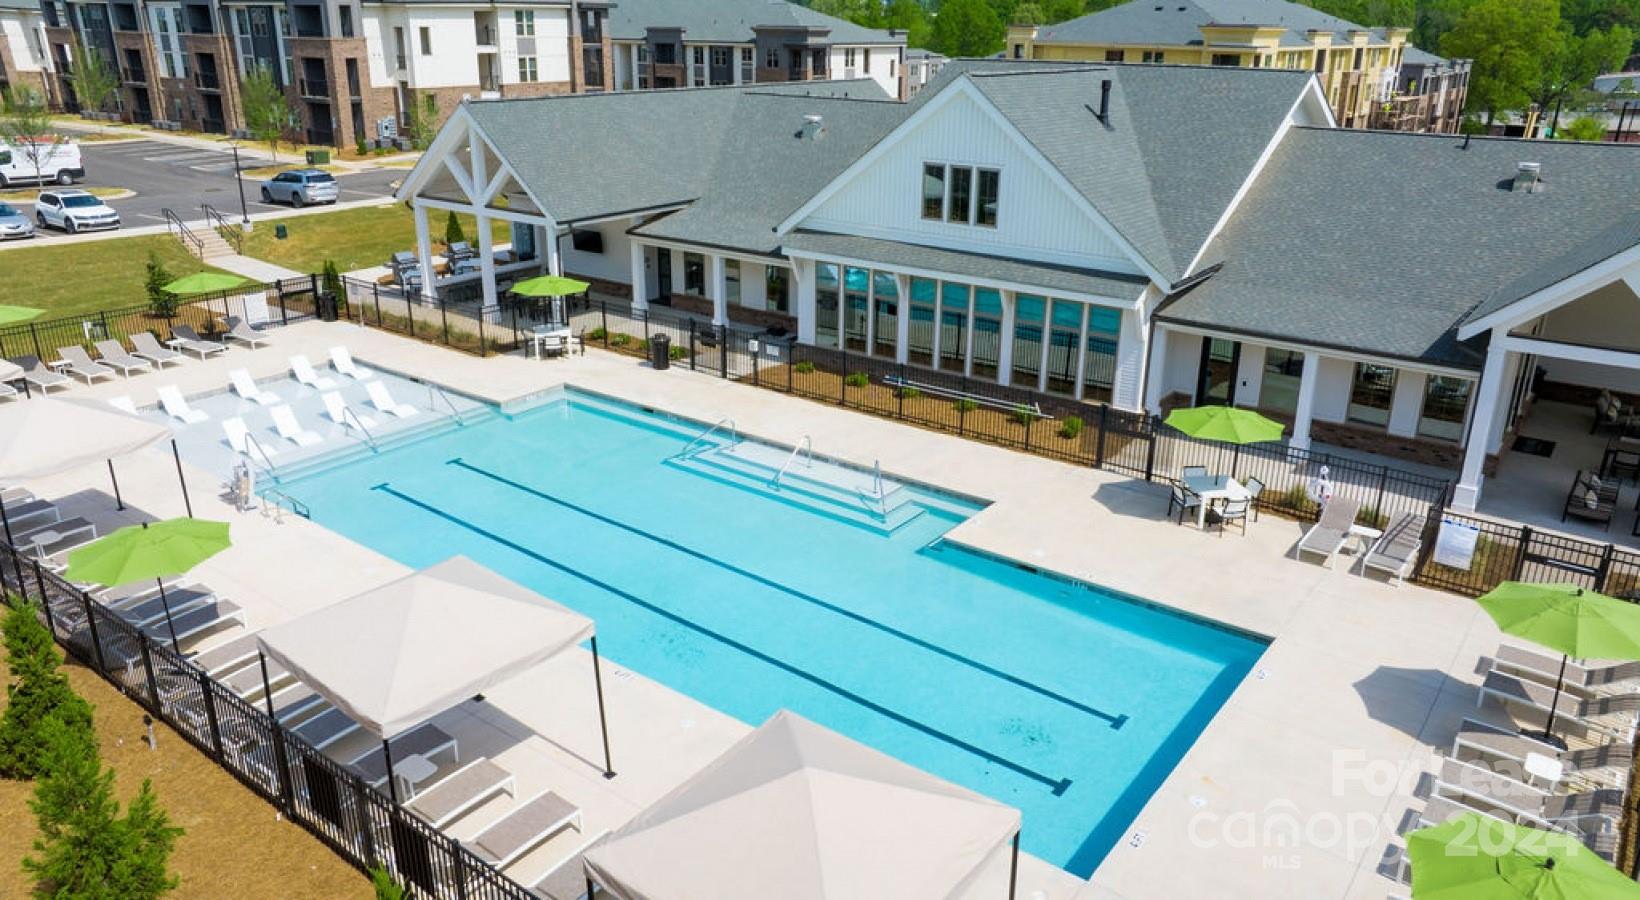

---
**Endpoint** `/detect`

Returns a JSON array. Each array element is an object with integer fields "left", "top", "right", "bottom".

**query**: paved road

[{"left": 9, "top": 139, "right": 402, "bottom": 240}]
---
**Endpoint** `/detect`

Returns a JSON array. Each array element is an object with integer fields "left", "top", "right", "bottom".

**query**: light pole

[{"left": 229, "top": 141, "right": 250, "bottom": 231}]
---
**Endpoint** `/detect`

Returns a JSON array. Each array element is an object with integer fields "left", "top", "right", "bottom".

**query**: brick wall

[
  {"left": 664, "top": 294, "right": 797, "bottom": 331},
  {"left": 178, "top": 33, "right": 242, "bottom": 133},
  {"left": 111, "top": 32, "right": 162, "bottom": 124},
  {"left": 500, "top": 80, "right": 573, "bottom": 100},
  {"left": 567, "top": 273, "right": 632, "bottom": 299}
]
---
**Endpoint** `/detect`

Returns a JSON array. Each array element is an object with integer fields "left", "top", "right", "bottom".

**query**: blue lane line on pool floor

[
  {"left": 371, "top": 480, "right": 1074, "bottom": 796},
  {"left": 447, "top": 456, "right": 1128, "bottom": 730}
]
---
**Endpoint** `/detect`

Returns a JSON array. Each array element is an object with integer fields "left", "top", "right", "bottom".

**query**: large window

[
  {"left": 946, "top": 167, "right": 972, "bottom": 224},
  {"left": 815, "top": 263, "right": 840, "bottom": 347},
  {"left": 938, "top": 281, "right": 969, "bottom": 372},
  {"left": 724, "top": 259, "right": 740, "bottom": 305},
  {"left": 871, "top": 271, "right": 898, "bottom": 358},
  {"left": 514, "top": 10, "right": 533, "bottom": 35},
  {"left": 976, "top": 169, "right": 999, "bottom": 227},
  {"left": 518, "top": 56, "right": 537, "bottom": 82},
  {"left": 843, "top": 267, "right": 869, "bottom": 352},
  {"left": 920, "top": 164, "right": 945, "bottom": 220},
  {"left": 1012, "top": 295, "right": 1045, "bottom": 388},
  {"left": 683, "top": 252, "right": 705, "bottom": 296},
  {"left": 920, "top": 163, "right": 1000, "bottom": 227},
  {"left": 907, "top": 278, "right": 936, "bottom": 366},
  {"left": 765, "top": 266, "right": 789, "bottom": 313},
  {"left": 1045, "top": 300, "right": 1082, "bottom": 395},
  {"left": 1347, "top": 363, "right": 1396, "bottom": 427},
  {"left": 1418, "top": 376, "right": 1471, "bottom": 442},
  {"left": 1082, "top": 307, "right": 1120, "bottom": 402},
  {"left": 1210, "top": 53, "right": 1240, "bottom": 66},
  {"left": 971, "top": 288, "right": 1003, "bottom": 379},
  {"left": 1260, "top": 349, "right": 1304, "bottom": 416}
]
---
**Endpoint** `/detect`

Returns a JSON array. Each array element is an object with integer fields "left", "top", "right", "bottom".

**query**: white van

[{"left": 0, "top": 139, "right": 84, "bottom": 187}]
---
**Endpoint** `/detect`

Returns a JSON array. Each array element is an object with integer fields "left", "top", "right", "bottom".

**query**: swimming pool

[{"left": 272, "top": 390, "right": 1266, "bottom": 875}]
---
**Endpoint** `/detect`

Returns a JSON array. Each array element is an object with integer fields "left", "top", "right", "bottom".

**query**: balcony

[
  {"left": 300, "top": 77, "right": 330, "bottom": 99},
  {"left": 122, "top": 66, "right": 146, "bottom": 84},
  {"left": 475, "top": 25, "right": 497, "bottom": 47},
  {"left": 583, "top": 47, "right": 604, "bottom": 89},
  {"left": 194, "top": 69, "right": 220, "bottom": 91},
  {"left": 395, "top": 53, "right": 406, "bottom": 71}
]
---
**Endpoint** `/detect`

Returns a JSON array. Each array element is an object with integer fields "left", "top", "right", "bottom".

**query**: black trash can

[
  {"left": 649, "top": 333, "right": 671, "bottom": 370},
  {"left": 316, "top": 293, "right": 339, "bottom": 322}
]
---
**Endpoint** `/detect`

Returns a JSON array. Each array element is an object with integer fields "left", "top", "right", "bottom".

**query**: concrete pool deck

[{"left": 18, "top": 320, "right": 1501, "bottom": 899}]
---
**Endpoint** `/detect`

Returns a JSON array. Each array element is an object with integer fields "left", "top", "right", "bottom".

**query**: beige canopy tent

[
  {"left": 584, "top": 710, "right": 1022, "bottom": 900},
  {"left": 255, "top": 555, "right": 615, "bottom": 799}
]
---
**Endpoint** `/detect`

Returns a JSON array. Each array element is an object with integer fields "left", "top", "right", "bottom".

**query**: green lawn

[
  {"left": 0, "top": 235, "right": 236, "bottom": 319},
  {"left": 238, "top": 204, "right": 510, "bottom": 275}
]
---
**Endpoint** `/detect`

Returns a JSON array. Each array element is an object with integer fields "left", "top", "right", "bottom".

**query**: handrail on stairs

[
  {"left": 200, "top": 203, "right": 243, "bottom": 254},
  {"left": 161, "top": 208, "right": 203, "bottom": 258}
]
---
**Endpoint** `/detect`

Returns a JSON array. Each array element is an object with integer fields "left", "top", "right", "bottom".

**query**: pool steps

[{"left": 669, "top": 442, "right": 926, "bottom": 535}]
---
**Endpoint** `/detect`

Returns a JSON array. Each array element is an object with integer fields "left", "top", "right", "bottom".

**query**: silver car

[
  {"left": 259, "top": 168, "right": 340, "bottom": 207},
  {"left": 0, "top": 202, "right": 34, "bottom": 240}
]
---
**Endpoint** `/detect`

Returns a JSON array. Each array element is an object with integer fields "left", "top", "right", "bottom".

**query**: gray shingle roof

[
  {"left": 782, "top": 230, "right": 1151, "bottom": 299},
  {"left": 1036, "top": 0, "right": 1394, "bottom": 48},
  {"left": 608, "top": 0, "right": 902, "bottom": 45},
  {"left": 1156, "top": 129, "right": 1640, "bottom": 368},
  {"left": 1400, "top": 46, "right": 1450, "bottom": 67}
]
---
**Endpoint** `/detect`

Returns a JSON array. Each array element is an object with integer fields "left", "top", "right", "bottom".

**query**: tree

[
  {"left": 144, "top": 252, "right": 177, "bottom": 318},
  {"left": 404, "top": 92, "right": 440, "bottom": 151},
  {"left": 932, "top": 0, "right": 1007, "bottom": 57},
  {"left": 1533, "top": 24, "right": 1634, "bottom": 132},
  {"left": 369, "top": 865, "right": 408, "bottom": 900},
  {"left": 1440, "top": 0, "right": 1563, "bottom": 124},
  {"left": 240, "top": 64, "right": 296, "bottom": 163},
  {"left": 0, "top": 86, "right": 67, "bottom": 190},
  {"left": 320, "top": 258, "right": 343, "bottom": 301},
  {"left": 1043, "top": 0, "right": 1088, "bottom": 23},
  {"left": 881, "top": 0, "right": 932, "bottom": 47},
  {"left": 444, "top": 211, "right": 466, "bottom": 247},
  {"left": 67, "top": 42, "right": 120, "bottom": 119},
  {"left": 1557, "top": 114, "right": 1607, "bottom": 138},
  {"left": 112, "top": 781, "right": 183, "bottom": 898},
  {"left": 0, "top": 602, "right": 92, "bottom": 781}
]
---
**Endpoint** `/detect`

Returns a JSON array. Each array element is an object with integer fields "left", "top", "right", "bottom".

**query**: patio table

[
  {"left": 395, "top": 752, "right": 440, "bottom": 799},
  {"left": 1182, "top": 473, "right": 1250, "bottom": 529}
]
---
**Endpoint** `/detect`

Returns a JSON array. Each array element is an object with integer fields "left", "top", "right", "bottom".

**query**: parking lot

[{"left": 6, "top": 139, "right": 402, "bottom": 239}]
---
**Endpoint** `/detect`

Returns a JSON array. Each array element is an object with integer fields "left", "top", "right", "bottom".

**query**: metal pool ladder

[
  {"left": 427, "top": 384, "right": 470, "bottom": 426},
  {"left": 677, "top": 417, "right": 737, "bottom": 459},
  {"left": 772, "top": 435, "right": 813, "bottom": 488}
]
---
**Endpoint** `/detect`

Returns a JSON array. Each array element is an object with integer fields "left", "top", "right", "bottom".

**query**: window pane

[
  {"left": 976, "top": 169, "right": 999, "bottom": 227},
  {"left": 939, "top": 281, "right": 969, "bottom": 372},
  {"left": 1259, "top": 349, "right": 1303, "bottom": 417},
  {"left": 815, "top": 263, "right": 839, "bottom": 347},
  {"left": 971, "top": 288, "right": 1002, "bottom": 379},
  {"left": 765, "top": 266, "right": 789, "bottom": 313},
  {"left": 843, "top": 267, "right": 869, "bottom": 352},
  {"left": 872, "top": 271, "right": 898, "bottom": 357},
  {"left": 683, "top": 252, "right": 705, "bottom": 295},
  {"left": 1348, "top": 363, "right": 1395, "bottom": 427},
  {"left": 921, "top": 164, "right": 944, "bottom": 220},
  {"left": 1045, "top": 300, "right": 1081, "bottom": 395},
  {"left": 1418, "top": 375, "right": 1471, "bottom": 441},
  {"left": 907, "top": 277, "right": 936, "bottom": 366},
  {"left": 724, "top": 259, "right": 740, "bottom": 304},
  {"left": 947, "top": 166, "right": 972, "bottom": 224}
]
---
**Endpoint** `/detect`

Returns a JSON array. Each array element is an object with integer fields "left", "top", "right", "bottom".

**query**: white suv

[{"left": 35, "top": 189, "right": 120, "bottom": 233}]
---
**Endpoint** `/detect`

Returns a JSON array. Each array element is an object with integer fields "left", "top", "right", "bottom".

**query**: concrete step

[{"left": 666, "top": 446, "right": 925, "bottom": 535}]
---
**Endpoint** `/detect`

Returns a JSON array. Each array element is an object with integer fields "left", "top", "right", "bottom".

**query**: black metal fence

[
  {"left": 1412, "top": 496, "right": 1640, "bottom": 599},
  {"left": 0, "top": 541, "right": 537, "bottom": 900}
]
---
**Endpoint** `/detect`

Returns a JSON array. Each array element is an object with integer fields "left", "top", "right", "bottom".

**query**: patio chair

[
  {"left": 1478, "top": 670, "right": 1640, "bottom": 741},
  {"left": 1242, "top": 476, "right": 1266, "bottom": 522},
  {"left": 365, "top": 380, "right": 418, "bottom": 418},
  {"left": 1494, "top": 644, "right": 1640, "bottom": 697},
  {"left": 0, "top": 380, "right": 16, "bottom": 401},
  {"left": 1361, "top": 511, "right": 1425, "bottom": 585},
  {"left": 51, "top": 346, "right": 114, "bottom": 385},
  {"left": 346, "top": 722, "right": 458, "bottom": 787},
  {"left": 406, "top": 757, "right": 516, "bottom": 827},
  {"left": 223, "top": 316, "right": 270, "bottom": 349},
  {"left": 1166, "top": 483, "right": 1201, "bottom": 525},
  {"left": 157, "top": 385, "right": 209, "bottom": 424},
  {"left": 170, "top": 325, "right": 228, "bottom": 359},
  {"left": 288, "top": 354, "right": 337, "bottom": 390},
  {"left": 229, "top": 368, "right": 280, "bottom": 405},
  {"left": 1562, "top": 470, "right": 1618, "bottom": 530},
  {"left": 1591, "top": 391, "right": 1636, "bottom": 435},
  {"left": 1294, "top": 496, "right": 1362, "bottom": 568},
  {"left": 1, "top": 497, "right": 59, "bottom": 530},
  {"left": 268, "top": 404, "right": 322, "bottom": 447},
  {"left": 465, "top": 791, "right": 583, "bottom": 870},
  {"left": 1181, "top": 465, "right": 1208, "bottom": 480},
  {"left": 10, "top": 356, "right": 71, "bottom": 393},
  {"left": 106, "top": 396, "right": 140, "bottom": 415},
  {"left": 322, "top": 391, "right": 377, "bottom": 432},
  {"left": 1205, "top": 498, "right": 1250, "bottom": 537},
  {"left": 291, "top": 707, "right": 362, "bottom": 751},
  {"left": 113, "top": 586, "right": 215, "bottom": 629},
  {"left": 528, "top": 830, "right": 611, "bottom": 900},
  {"left": 130, "top": 332, "right": 185, "bottom": 368},
  {"left": 95, "top": 340, "right": 153, "bottom": 377},
  {"left": 1453, "top": 717, "right": 1630, "bottom": 790},
  {"left": 1434, "top": 756, "right": 1623, "bottom": 857},
  {"left": 187, "top": 631, "right": 265, "bottom": 677},
  {"left": 223, "top": 417, "right": 280, "bottom": 461},
  {"left": 328, "top": 346, "right": 375, "bottom": 381}
]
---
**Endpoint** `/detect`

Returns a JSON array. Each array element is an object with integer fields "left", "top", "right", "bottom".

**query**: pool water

[{"left": 274, "top": 392, "right": 1266, "bottom": 875}]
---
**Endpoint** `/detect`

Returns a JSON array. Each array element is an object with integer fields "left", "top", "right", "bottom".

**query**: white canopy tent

[
  {"left": 584, "top": 710, "right": 1023, "bottom": 900},
  {"left": 255, "top": 556, "right": 615, "bottom": 799}
]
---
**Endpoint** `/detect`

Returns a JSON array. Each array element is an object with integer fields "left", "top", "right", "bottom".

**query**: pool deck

[{"left": 22, "top": 320, "right": 1501, "bottom": 899}]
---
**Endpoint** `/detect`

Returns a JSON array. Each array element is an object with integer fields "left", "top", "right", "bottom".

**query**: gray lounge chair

[
  {"left": 347, "top": 722, "right": 458, "bottom": 787},
  {"left": 224, "top": 316, "right": 271, "bottom": 349},
  {"left": 112, "top": 587, "right": 215, "bottom": 629},
  {"left": 406, "top": 758, "right": 515, "bottom": 827},
  {"left": 1495, "top": 644, "right": 1640, "bottom": 696},
  {"left": 529, "top": 830, "right": 611, "bottom": 900},
  {"left": 55, "top": 346, "right": 116, "bottom": 384},
  {"left": 170, "top": 326, "right": 228, "bottom": 359},
  {"left": 1, "top": 497, "right": 59, "bottom": 529},
  {"left": 1479, "top": 670, "right": 1640, "bottom": 739},
  {"left": 1295, "top": 496, "right": 1363, "bottom": 568},
  {"left": 1453, "top": 717, "right": 1630, "bottom": 789},
  {"left": 10, "top": 356, "right": 71, "bottom": 393},
  {"left": 143, "top": 599, "right": 243, "bottom": 646},
  {"left": 94, "top": 340, "right": 153, "bottom": 376},
  {"left": 465, "top": 791, "right": 582, "bottom": 869},
  {"left": 17, "top": 518, "right": 98, "bottom": 563},
  {"left": 1434, "top": 756, "right": 1623, "bottom": 858},
  {"left": 1362, "top": 511, "right": 1424, "bottom": 584},
  {"left": 130, "top": 332, "right": 185, "bottom": 368},
  {"left": 293, "top": 706, "right": 363, "bottom": 750}
]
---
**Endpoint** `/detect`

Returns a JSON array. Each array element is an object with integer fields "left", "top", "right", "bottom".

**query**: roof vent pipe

[
  {"left": 1094, "top": 79, "right": 1111, "bottom": 124},
  {"left": 1514, "top": 161, "right": 1542, "bottom": 193},
  {"left": 800, "top": 113, "right": 826, "bottom": 141}
]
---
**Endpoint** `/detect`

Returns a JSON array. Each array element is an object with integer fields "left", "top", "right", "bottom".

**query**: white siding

[
  {"left": 362, "top": 10, "right": 389, "bottom": 86},
  {"left": 1312, "top": 356, "right": 1354, "bottom": 423},
  {"left": 1387, "top": 370, "right": 1424, "bottom": 437},
  {"left": 1, "top": 13, "right": 45, "bottom": 72},
  {"left": 1159, "top": 328, "right": 1199, "bottom": 399},
  {"left": 501, "top": 8, "right": 569, "bottom": 86},
  {"left": 801, "top": 89, "right": 1140, "bottom": 279},
  {"left": 1536, "top": 281, "right": 1640, "bottom": 392},
  {"left": 1233, "top": 342, "right": 1265, "bottom": 408},
  {"left": 561, "top": 221, "right": 632, "bottom": 284}
]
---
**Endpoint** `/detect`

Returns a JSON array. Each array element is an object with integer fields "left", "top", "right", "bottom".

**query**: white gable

[{"left": 796, "top": 88, "right": 1141, "bottom": 277}]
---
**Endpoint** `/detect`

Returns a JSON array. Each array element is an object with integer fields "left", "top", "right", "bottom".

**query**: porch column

[
  {"left": 962, "top": 288, "right": 976, "bottom": 377},
  {"left": 863, "top": 273, "right": 875, "bottom": 355},
  {"left": 1114, "top": 307, "right": 1145, "bottom": 411},
  {"left": 629, "top": 240, "right": 648, "bottom": 312},
  {"left": 1072, "top": 303, "right": 1090, "bottom": 400},
  {"left": 893, "top": 273, "right": 910, "bottom": 365},
  {"left": 1036, "top": 309, "right": 1051, "bottom": 394},
  {"left": 794, "top": 259, "right": 817, "bottom": 344},
  {"left": 997, "top": 290, "right": 1015, "bottom": 386},
  {"left": 1144, "top": 322, "right": 1168, "bottom": 414},
  {"left": 476, "top": 212, "right": 498, "bottom": 307},
  {"left": 1289, "top": 350, "right": 1320, "bottom": 451},
  {"left": 709, "top": 254, "right": 728, "bottom": 326},
  {"left": 413, "top": 203, "right": 436, "bottom": 300},
  {"left": 545, "top": 227, "right": 563, "bottom": 276},
  {"left": 930, "top": 282, "right": 943, "bottom": 364},
  {"left": 1453, "top": 332, "right": 1508, "bottom": 511}
]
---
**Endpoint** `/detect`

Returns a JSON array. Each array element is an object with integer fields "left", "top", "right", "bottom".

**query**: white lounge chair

[
  {"left": 224, "top": 316, "right": 270, "bottom": 349},
  {"left": 321, "top": 391, "right": 377, "bottom": 431},
  {"left": 170, "top": 325, "right": 227, "bottom": 359},
  {"left": 146, "top": 598, "right": 243, "bottom": 647},
  {"left": 406, "top": 758, "right": 515, "bottom": 827},
  {"left": 1479, "top": 670, "right": 1640, "bottom": 740},
  {"left": 464, "top": 791, "right": 582, "bottom": 870},
  {"left": 1494, "top": 644, "right": 1640, "bottom": 697},
  {"left": 293, "top": 707, "right": 362, "bottom": 751},
  {"left": 1453, "top": 717, "right": 1630, "bottom": 790},
  {"left": 329, "top": 346, "right": 375, "bottom": 381},
  {"left": 222, "top": 417, "right": 279, "bottom": 460},
  {"left": 268, "top": 405, "right": 322, "bottom": 447},
  {"left": 1362, "top": 511, "right": 1424, "bottom": 584},
  {"left": 107, "top": 395, "right": 140, "bottom": 415},
  {"left": 157, "top": 385, "right": 209, "bottom": 424},
  {"left": 130, "top": 333, "right": 185, "bottom": 368},
  {"left": 1295, "top": 496, "right": 1362, "bottom": 568},
  {"left": 0, "top": 381, "right": 16, "bottom": 401},
  {"left": 55, "top": 346, "right": 116, "bottom": 384},
  {"left": 93, "top": 340, "right": 153, "bottom": 377},
  {"left": 10, "top": 356, "right": 71, "bottom": 393},
  {"left": 229, "top": 368, "right": 280, "bottom": 405},
  {"left": 289, "top": 355, "right": 336, "bottom": 390},
  {"left": 365, "top": 380, "right": 419, "bottom": 418}
]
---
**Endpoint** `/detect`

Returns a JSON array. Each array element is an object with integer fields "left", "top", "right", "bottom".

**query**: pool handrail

[
  {"left": 676, "top": 416, "right": 738, "bottom": 459},
  {"left": 772, "top": 435, "right": 813, "bottom": 489},
  {"left": 426, "top": 383, "right": 469, "bottom": 426},
  {"left": 340, "top": 405, "right": 379, "bottom": 451}
]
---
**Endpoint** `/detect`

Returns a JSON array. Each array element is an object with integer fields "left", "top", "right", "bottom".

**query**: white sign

[
  {"left": 1433, "top": 517, "right": 1481, "bottom": 570},
  {"left": 376, "top": 116, "right": 398, "bottom": 140}
]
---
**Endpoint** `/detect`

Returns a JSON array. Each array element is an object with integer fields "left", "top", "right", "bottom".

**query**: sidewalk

[
  {"left": 207, "top": 252, "right": 305, "bottom": 282},
  {"left": 0, "top": 196, "right": 396, "bottom": 253}
]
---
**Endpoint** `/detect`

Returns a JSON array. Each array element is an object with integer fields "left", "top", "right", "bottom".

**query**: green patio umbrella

[
  {"left": 1407, "top": 812, "right": 1640, "bottom": 899},
  {"left": 1163, "top": 405, "right": 1285, "bottom": 444},
  {"left": 1475, "top": 581, "right": 1640, "bottom": 740},
  {"left": 509, "top": 274, "right": 590, "bottom": 297},
  {"left": 162, "top": 272, "right": 246, "bottom": 295},
  {"left": 63, "top": 518, "right": 231, "bottom": 650},
  {"left": 0, "top": 305, "right": 45, "bottom": 326}
]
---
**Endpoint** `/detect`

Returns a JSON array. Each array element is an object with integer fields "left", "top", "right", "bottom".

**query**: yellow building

[{"left": 1007, "top": 0, "right": 1427, "bottom": 130}]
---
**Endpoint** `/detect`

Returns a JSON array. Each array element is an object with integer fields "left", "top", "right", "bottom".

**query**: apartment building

[
  {"left": 1005, "top": 0, "right": 1467, "bottom": 132},
  {"left": 1372, "top": 46, "right": 1470, "bottom": 133},
  {"left": 606, "top": 0, "right": 906, "bottom": 99},
  {"left": 0, "top": 0, "right": 51, "bottom": 100}
]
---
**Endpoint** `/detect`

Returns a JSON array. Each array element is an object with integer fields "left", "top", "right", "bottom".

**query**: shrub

[
  {"left": 320, "top": 258, "right": 343, "bottom": 301},
  {"left": 954, "top": 399, "right": 979, "bottom": 413},
  {"left": 587, "top": 327, "right": 607, "bottom": 340},
  {"left": 844, "top": 371, "right": 870, "bottom": 388},
  {"left": 1059, "top": 415, "right": 1084, "bottom": 439},
  {"left": 444, "top": 211, "right": 466, "bottom": 247},
  {"left": 1012, "top": 405, "right": 1040, "bottom": 426},
  {"left": 609, "top": 332, "right": 633, "bottom": 347},
  {"left": 370, "top": 865, "right": 407, "bottom": 900},
  {"left": 895, "top": 386, "right": 921, "bottom": 400},
  {"left": 794, "top": 361, "right": 816, "bottom": 374},
  {"left": 668, "top": 345, "right": 688, "bottom": 360},
  {"left": 354, "top": 135, "right": 370, "bottom": 157},
  {"left": 0, "top": 602, "right": 93, "bottom": 780},
  {"left": 143, "top": 253, "right": 176, "bottom": 318}
]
